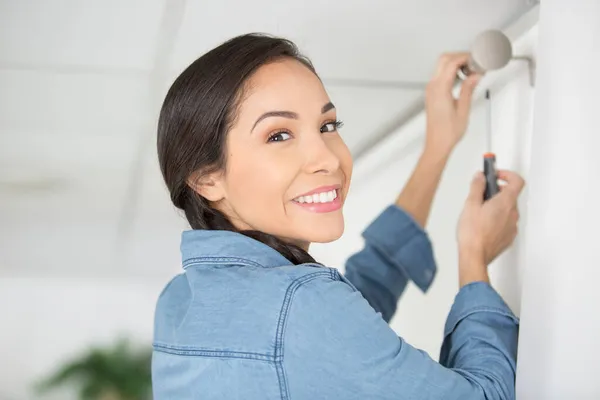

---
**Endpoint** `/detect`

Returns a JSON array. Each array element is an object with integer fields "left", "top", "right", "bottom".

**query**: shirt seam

[
  {"left": 153, "top": 343, "right": 275, "bottom": 363},
  {"left": 183, "top": 256, "right": 265, "bottom": 269},
  {"left": 274, "top": 269, "right": 336, "bottom": 400},
  {"left": 183, "top": 257, "right": 327, "bottom": 270}
]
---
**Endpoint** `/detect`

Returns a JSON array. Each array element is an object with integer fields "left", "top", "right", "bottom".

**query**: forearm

[{"left": 395, "top": 143, "right": 450, "bottom": 227}]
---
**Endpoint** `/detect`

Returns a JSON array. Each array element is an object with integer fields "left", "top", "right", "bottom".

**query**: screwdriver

[{"left": 483, "top": 89, "right": 499, "bottom": 201}]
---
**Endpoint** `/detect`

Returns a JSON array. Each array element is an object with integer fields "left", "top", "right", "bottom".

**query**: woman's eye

[
  {"left": 267, "top": 131, "right": 292, "bottom": 142},
  {"left": 321, "top": 120, "right": 344, "bottom": 133}
]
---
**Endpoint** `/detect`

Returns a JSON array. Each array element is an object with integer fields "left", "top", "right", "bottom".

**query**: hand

[
  {"left": 425, "top": 53, "right": 482, "bottom": 155},
  {"left": 456, "top": 170, "right": 525, "bottom": 284}
]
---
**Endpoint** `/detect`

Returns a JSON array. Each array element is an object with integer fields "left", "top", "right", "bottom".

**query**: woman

[{"left": 153, "top": 33, "right": 524, "bottom": 399}]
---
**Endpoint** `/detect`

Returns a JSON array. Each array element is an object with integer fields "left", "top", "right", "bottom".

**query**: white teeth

[{"left": 294, "top": 189, "right": 338, "bottom": 204}]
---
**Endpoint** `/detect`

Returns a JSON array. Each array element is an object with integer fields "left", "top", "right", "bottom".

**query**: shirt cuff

[
  {"left": 444, "top": 281, "right": 519, "bottom": 337},
  {"left": 362, "top": 205, "right": 437, "bottom": 292}
]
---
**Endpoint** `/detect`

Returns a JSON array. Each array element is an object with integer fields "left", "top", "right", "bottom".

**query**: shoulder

[
  {"left": 153, "top": 258, "right": 342, "bottom": 355},
  {"left": 281, "top": 268, "right": 411, "bottom": 398},
  {"left": 281, "top": 270, "right": 401, "bottom": 365},
  {"left": 285, "top": 269, "right": 392, "bottom": 339}
]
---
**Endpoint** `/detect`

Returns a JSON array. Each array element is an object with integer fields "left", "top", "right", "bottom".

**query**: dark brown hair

[{"left": 157, "top": 33, "right": 317, "bottom": 264}]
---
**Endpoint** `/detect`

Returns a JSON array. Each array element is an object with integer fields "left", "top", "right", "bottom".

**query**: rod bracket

[{"left": 512, "top": 55, "right": 536, "bottom": 87}]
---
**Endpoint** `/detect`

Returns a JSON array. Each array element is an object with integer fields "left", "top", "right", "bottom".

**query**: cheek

[{"left": 224, "top": 146, "right": 297, "bottom": 228}]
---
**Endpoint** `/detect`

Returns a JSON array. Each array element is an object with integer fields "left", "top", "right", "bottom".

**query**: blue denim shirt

[{"left": 152, "top": 205, "right": 518, "bottom": 399}]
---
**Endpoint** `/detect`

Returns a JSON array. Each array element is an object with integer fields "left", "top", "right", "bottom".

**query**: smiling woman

[
  {"left": 156, "top": 35, "right": 349, "bottom": 261},
  {"left": 153, "top": 33, "right": 525, "bottom": 399},
  {"left": 202, "top": 58, "right": 352, "bottom": 248}
]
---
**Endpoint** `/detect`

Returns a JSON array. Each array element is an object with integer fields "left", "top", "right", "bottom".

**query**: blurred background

[{"left": 0, "top": 1, "right": 541, "bottom": 399}]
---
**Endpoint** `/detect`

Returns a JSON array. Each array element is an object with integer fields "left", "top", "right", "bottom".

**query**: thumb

[{"left": 467, "top": 172, "right": 486, "bottom": 204}]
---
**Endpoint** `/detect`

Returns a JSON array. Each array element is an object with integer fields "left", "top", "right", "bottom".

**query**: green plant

[{"left": 36, "top": 338, "right": 152, "bottom": 400}]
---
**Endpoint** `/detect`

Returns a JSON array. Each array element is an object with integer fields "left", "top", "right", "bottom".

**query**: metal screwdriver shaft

[{"left": 483, "top": 89, "right": 500, "bottom": 201}]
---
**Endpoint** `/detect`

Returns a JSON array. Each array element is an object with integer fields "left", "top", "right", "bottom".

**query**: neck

[
  {"left": 280, "top": 236, "right": 310, "bottom": 252},
  {"left": 214, "top": 203, "right": 311, "bottom": 253}
]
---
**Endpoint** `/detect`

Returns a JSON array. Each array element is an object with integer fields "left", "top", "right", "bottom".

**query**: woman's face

[{"left": 204, "top": 58, "right": 353, "bottom": 249}]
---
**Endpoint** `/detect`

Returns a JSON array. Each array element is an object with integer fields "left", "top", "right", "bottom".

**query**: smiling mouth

[{"left": 293, "top": 188, "right": 339, "bottom": 204}]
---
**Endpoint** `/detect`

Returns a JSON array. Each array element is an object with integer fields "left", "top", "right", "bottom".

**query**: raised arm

[
  {"left": 344, "top": 53, "right": 481, "bottom": 320},
  {"left": 396, "top": 52, "right": 481, "bottom": 228}
]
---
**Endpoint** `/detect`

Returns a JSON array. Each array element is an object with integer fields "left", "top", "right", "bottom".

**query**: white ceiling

[{"left": 0, "top": 0, "right": 534, "bottom": 280}]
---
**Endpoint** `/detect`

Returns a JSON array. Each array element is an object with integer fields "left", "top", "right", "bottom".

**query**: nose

[{"left": 303, "top": 134, "right": 340, "bottom": 175}]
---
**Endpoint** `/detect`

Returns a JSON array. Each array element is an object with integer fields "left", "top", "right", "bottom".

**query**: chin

[
  {"left": 301, "top": 215, "right": 345, "bottom": 244},
  {"left": 309, "top": 232, "right": 343, "bottom": 244}
]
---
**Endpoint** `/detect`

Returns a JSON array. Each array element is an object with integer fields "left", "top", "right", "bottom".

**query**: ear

[{"left": 186, "top": 170, "right": 226, "bottom": 202}]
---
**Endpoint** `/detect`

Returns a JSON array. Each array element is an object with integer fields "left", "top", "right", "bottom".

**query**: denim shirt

[{"left": 152, "top": 205, "right": 518, "bottom": 399}]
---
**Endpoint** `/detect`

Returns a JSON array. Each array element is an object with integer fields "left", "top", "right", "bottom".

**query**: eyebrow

[{"left": 251, "top": 102, "right": 336, "bottom": 132}]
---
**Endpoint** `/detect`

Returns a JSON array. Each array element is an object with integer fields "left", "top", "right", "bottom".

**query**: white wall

[{"left": 516, "top": 1, "right": 600, "bottom": 398}]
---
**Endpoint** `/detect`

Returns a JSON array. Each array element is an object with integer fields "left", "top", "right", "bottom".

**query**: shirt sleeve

[
  {"left": 344, "top": 205, "right": 437, "bottom": 322},
  {"left": 284, "top": 275, "right": 519, "bottom": 400}
]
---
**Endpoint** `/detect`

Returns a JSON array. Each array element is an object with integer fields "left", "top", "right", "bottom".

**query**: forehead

[{"left": 240, "top": 59, "right": 330, "bottom": 115}]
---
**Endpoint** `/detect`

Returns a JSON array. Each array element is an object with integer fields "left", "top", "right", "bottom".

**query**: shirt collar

[{"left": 180, "top": 230, "right": 292, "bottom": 269}]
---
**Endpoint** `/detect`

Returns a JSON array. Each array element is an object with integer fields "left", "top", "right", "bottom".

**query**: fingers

[
  {"left": 467, "top": 172, "right": 486, "bottom": 204},
  {"left": 484, "top": 171, "right": 525, "bottom": 213},
  {"left": 432, "top": 52, "right": 472, "bottom": 88},
  {"left": 429, "top": 53, "right": 482, "bottom": 123},
  {"left": 433, "top": 52, "right": 469, "bottom": 79},
  {"left": 496, "top": 170, "right": 526, "bottom": 197}
]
